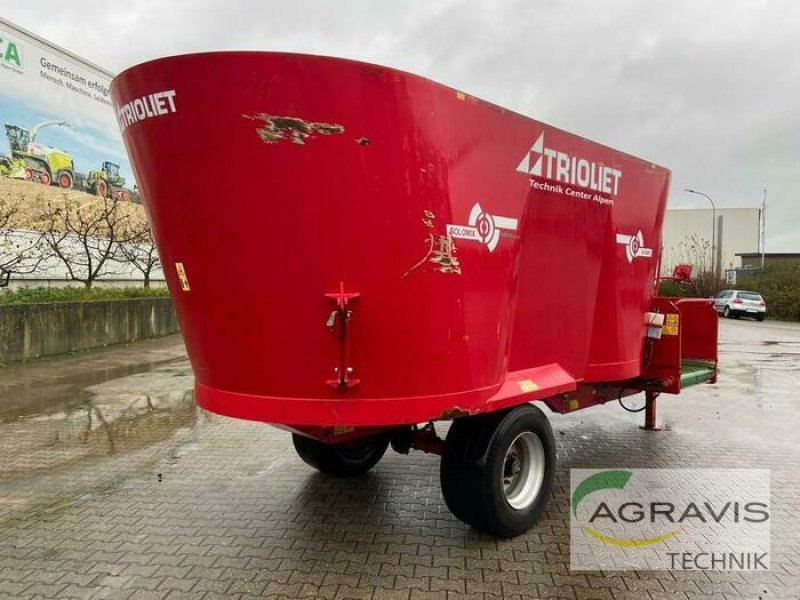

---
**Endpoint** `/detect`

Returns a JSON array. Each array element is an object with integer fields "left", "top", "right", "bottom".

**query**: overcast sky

[{"left": 10, "top": 0, "right": 799, "bottom": 249}]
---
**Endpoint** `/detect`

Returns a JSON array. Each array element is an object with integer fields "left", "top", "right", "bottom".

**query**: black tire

[
  {"left": 756, "top": 314, "right": 766, "bottom": 322},
  {"left": 723, "top": 306, "right": 731, "bottom": 318},
  {"left": 292, "top": 433, "right": 389, "bottom": 477},
  {"left": 440, "top": 404, "right": 556, "bottom": 538}
]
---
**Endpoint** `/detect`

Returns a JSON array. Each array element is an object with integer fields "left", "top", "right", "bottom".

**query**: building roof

[{"left": 736, "top": 252, "right": 800, "bottom": 257}]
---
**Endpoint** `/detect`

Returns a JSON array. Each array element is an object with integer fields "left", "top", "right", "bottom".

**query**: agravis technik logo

[
  {"left": 572, "top": 470, "right": 681, "bottom": 547},
  {"left": 570, "top": 469, "right": 771, "bottom": 571}
]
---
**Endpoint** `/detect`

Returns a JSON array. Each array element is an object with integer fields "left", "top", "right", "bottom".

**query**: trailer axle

[{"left": 391, "top": 423, "right": 445, "bottom": 456}]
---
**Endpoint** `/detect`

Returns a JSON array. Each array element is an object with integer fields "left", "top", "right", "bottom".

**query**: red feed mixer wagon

[{"left": 112, "top": 52, "right": 718, "bottom": 537}]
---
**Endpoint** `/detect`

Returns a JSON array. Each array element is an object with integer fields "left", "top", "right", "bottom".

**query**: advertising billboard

[{"left": 0, "top": 17, "right": 135, "bottom": 198}]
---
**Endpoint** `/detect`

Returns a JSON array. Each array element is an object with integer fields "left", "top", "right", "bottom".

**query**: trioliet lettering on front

[{"left": 117, "top": 89, "right": 177, "bottom": 132}]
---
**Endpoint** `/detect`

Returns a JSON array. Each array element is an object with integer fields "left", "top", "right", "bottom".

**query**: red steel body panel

[
  {"left": 111, "top": 52, "right": 671, "bottom": 427},
  {"left": 642, "top": 297, "right": 718, "bottom": 393}
]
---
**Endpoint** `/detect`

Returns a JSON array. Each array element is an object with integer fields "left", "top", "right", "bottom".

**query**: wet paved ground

[{"left": 0, "top": 320, "right": 798, "bottom": 600}]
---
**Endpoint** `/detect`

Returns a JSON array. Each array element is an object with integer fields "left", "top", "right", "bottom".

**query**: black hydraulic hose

[{"left": 618, "top": 387, "right": 651, "bottom": 413}]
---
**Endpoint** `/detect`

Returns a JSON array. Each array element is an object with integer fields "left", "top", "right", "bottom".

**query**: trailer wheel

[
  {"left": 440, "top": 404, "right": 556, "bottom": 537},
  {"left": 96, "top": 179, "right": 108, "bottom": 198},
  {"left": 39, "top": 172, "right": 51, "bottom": 185},
  {"left": 292, "top": 433, "right": 389, "bottom": 477}
]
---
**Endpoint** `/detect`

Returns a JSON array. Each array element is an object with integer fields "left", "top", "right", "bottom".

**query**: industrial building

[
  {"left": 660, "top": 207, "right": 760, "bottom": 275},
  {"left": 737, "top": 252, "right": 800, "bottom": 269}
]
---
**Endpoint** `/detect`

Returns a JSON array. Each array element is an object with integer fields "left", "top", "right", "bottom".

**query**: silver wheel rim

[{"left": 502, "top": 431, "right": 545, "bottom": 510}]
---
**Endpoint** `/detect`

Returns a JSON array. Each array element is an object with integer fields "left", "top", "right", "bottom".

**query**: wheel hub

[
  {"left": 502, "top": 431, "right": 545, "bottom": 510},
  {"left": 335, "top": 439, "right": 374, "bottom": 463}
]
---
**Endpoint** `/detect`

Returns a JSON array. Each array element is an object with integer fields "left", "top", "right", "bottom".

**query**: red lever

[{"left": 324, "top": 281, "right": 361, "bottom": 389}]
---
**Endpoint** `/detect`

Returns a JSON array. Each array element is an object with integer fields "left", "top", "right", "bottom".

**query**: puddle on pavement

[
  {"left": 0, "top": 356, "right": 188, "bottom": 424},
  {"left": 0, "top": 359, "right": 197, "bottom": 481}
]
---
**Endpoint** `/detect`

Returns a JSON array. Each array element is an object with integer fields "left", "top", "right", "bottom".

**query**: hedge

[
  {"left": 0, "top": 286, "right": 170, "bottom": 305},
  {"left": 659, "top": 262, "right": 800, "bottom": 321}
]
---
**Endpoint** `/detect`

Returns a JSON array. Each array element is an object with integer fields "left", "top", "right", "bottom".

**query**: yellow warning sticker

[
  {"left": 333, "top": 425, "right": 355, "bottom": 435},
  {"left": 456, "top": 91, "right": 466, "bottom": 100},
  {"left": 175, "top": 262, "right": 190, "bottom": 291},
  {"left": 663, "top": 313, "right": 679, "bottom": 336},
  {"left": 569, "top": 398, "right": 580, "bottom": 411},
  {"left": 519, "top": 379, "right": 539, "bottom": 393}
]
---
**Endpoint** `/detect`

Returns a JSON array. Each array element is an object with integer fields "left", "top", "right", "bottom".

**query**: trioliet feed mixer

[{"left": 112, "top": 52, "right": 718, "bottom": 537}]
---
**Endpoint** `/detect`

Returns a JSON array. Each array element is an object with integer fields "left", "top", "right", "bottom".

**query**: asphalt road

[{"left": 0, "top": 319, "right": 798, "bottom": 599}]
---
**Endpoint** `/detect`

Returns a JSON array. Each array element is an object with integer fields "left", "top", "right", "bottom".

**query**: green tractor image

[
  {"left": 3, "top": 120, "right": 76, "bottom": 188},
  {"left": 0, "top": 154, "right": 26, "bottom": 179},
  {"left": 86, "top": 161, "right": 133, "bottom": 202}
]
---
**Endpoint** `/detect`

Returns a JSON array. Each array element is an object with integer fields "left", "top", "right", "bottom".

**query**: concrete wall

[{"left": 0, "top": 297, "right": 178, "bottom": 362}]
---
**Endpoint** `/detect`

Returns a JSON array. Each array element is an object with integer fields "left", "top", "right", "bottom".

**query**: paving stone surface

[{"left": 0, "top": 320, "right": 798, "bottom": 600}]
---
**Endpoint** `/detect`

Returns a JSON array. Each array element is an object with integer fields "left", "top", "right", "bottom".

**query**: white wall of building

[
  {"left": 1, "top": 229, "right": 165, "bottom": 288},
  {"left": 661, "top": 208, "right": 759, "bottom": 274}
]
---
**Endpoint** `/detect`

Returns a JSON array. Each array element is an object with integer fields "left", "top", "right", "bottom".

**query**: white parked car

[{"left": 713, "top": 289, "right": 767, "bottom": 321}]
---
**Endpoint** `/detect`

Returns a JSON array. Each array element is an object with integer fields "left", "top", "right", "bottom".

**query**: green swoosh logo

[
  {"left": 572, "top": 470, "right": 681, "bottom": 547},
  {"left": 572, "top": 470, "right": 632, "bottom": 516}
]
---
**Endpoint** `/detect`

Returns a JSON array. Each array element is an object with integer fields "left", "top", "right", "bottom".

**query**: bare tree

[
  {"left": 668, "top": 234, "right": 724, "bottom": 297},
  {"left": 40, "top": 194, "right": 138, "bottom": 288},
  {"left": 0, "top": 197, "right": 49, "bottom": 287},
  {"left": 119, "top": 219, "right": 161, "bottom": 288}
]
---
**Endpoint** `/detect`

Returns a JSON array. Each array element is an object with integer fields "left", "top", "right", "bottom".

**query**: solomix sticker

[{"left": 0, "top": 33, "right": 24, "bottom": 72}]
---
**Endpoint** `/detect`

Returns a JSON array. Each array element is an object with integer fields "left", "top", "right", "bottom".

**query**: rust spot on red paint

[
  {"left": 245, "top": 113, "right": 344, "bottom": 145},
  {"left": 404, "top": 210, "right": 462, "bottom": 277},
  {"left": 439, "top": 406, "right": 472, "bottom": 420}
]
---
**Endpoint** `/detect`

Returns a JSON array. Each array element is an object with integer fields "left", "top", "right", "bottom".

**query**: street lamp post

[{"left": 685, "top": 189, "right": 716, "bottom": 276}]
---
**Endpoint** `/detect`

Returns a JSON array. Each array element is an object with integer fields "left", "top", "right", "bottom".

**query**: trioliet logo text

[{"left": 516, "top": 131, "right": 621, "bottom": 206}]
